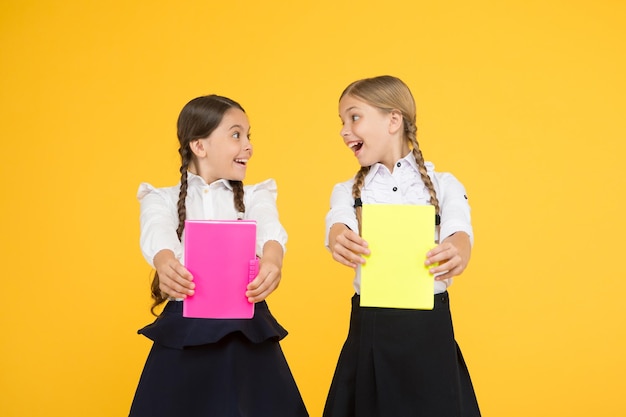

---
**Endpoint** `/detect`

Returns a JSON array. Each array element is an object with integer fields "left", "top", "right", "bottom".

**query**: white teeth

[
  {"left": 348, "top": 141, "right": 363, "bottom": 149},
  {"left": 235, "top": 159, "right": 248, "bottom": 164}
]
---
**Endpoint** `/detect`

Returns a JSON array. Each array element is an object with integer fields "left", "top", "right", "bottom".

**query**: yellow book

[{"left": 360, "top": 204, "right": 436, "bottom": 310}]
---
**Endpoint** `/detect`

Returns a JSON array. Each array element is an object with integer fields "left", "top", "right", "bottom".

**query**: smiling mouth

[
  {"left": 235, "top": 158, "right": 248, "bottom": 166},
  {"left": 348, "top": 141, "right": 363, "bottom": 153}
]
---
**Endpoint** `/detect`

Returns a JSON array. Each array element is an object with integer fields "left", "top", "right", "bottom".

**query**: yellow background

[{"left": 1, "top": 1, "right": 625, "bottom": 416}]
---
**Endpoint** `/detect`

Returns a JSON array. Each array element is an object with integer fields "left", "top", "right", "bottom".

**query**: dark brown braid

[
  {"left": 148, "top": 94, "right": 247, "bottom": 316},
  {"left": 175, "top": 156, "right": 192, "bottom": 239},
  {"left": 149, "top": 145, "right": 192, "bottom": 315},
  {"left": 230, "top": 180, "right": 246, "bottom": 214}
]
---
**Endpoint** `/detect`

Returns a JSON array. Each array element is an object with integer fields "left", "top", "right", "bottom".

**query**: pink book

[{"left": 183, "top": 220, "right": 258, "bottom": 319}]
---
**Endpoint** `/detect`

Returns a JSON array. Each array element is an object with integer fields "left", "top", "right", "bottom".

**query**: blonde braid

[
  {"left": 352, "top": 166, "right": 370, "bottom": 235},
  {"left": 406, "top": 120, "right": 441, "bottom": 232}
]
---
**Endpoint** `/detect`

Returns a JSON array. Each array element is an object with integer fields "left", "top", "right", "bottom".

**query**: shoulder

[
  {"left": 425, "top": 162, "right": 460, "bottom": 183},
  {"left": 332, "top": 176, "right": 356, "bottom": 190},
  {"left": 427, "top": 165, "right": 468, "bottom": 197},
  {"left": 137, "top": 182, "right": 180, "bottom": 202},
  {"left": 243, "top": 179, "right": 280, "bottom": 202},
  {"left": 328, "top": 176, "right": 357, "bottom": 207},
  {"left": 244, "top": 178, "right": 278, "bottom": 193}
]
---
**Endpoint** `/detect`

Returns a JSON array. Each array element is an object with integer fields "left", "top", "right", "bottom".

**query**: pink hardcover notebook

[{"left": 183, "top": 220, "right": 258, "bottom": 319}]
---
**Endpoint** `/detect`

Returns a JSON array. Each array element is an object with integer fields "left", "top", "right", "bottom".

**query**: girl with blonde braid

[
  {"left": 324, "top": 76, "right": 481, "bottom": 417},
  {"left": 129, "top": 95, "right": 308, "bottom": 417}
]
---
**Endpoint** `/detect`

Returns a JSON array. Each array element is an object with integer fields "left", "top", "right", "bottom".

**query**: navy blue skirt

[
  {"left": 129, "top": 300, "right": 308, "bottom": 417},
  {"left": 323, "top": 292, "right": 480, "bottom": 417}
]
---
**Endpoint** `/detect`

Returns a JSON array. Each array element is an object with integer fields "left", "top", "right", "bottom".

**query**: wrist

[{"left": 153, "top": 249, "right": 176, "bottom": 268}]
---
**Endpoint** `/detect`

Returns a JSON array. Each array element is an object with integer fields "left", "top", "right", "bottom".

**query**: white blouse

[
  {"left": 138, "top": 172, "right": 287, "bottom": 268},
  {"left": 325, "top": 153, "right": 473, "bottom": 294}
]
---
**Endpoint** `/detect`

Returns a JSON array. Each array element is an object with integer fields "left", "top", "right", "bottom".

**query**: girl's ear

[
  {"left": 388, "top": 110, "right": 404, "bottom": 134},
  {"left": 189, "top": 139, "right": 206, "bottom": 158}
]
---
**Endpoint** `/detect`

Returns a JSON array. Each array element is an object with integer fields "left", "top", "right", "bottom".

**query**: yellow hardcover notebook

[{"left": 360, "top": 204, "right": 436, "bottom": 310}]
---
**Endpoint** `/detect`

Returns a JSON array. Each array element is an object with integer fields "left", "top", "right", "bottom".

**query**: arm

[
  {"left": 153, "top": 249, "right": 195, "bottom": 298},
  {"left": 245, "top": 179, "right": 287, "bottom": 257},
  {"left": 244, "top": 180, "right": 288, "bottom": 303},
  {"left": 325, "top": 181, "right": 369, "bottom": 268},
  {"left": 425, "top": 231, "right": 471, "bottom": 281},
  {"left": 328, "top": 223, "right": 370, "bottom": 269},
  {"left": 246, "top": 240, "right": 283, "bottom": 303},
  {"left": 138, "top": 183, "right": 194, "bottom": 298},
  {"left": 425, "top": 172, "right": 474, "bottom": 281}
]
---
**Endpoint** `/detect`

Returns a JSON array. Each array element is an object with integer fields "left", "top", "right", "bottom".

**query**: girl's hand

[
  {"left": 246, "top": 240, "right": 283, "bottom": 303},
  {"left": 425, "top": 232, "right": 471, "bottom": 280},
  {"left": 153, "top": 249, "right": 195, "bottom": 299},
  {"left": 329, "top": 223, "right": 370, "bottom": 269}
]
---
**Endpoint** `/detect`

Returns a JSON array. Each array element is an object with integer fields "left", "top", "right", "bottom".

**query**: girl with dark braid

[
  {"left": 129, "top": 95, "right": 308, "bottom": 417},
  {"left": 323, "top": 76, "right": 480, "bottom": 417}
]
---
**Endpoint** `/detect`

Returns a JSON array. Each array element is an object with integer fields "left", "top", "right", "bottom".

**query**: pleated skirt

[
  {"left": 129, "top": 300, "right": 308, "bottom": 417},
  {"left": 323, "top": 292, "right": 480, "bottom": 417}
]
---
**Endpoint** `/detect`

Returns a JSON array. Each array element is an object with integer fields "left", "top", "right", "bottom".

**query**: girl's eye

[
  {"left": 351, "top": 115, "right": 360, "bottom": 122},
  {"left": 233, "top": 132, "right": 240, "bottom": 139}
]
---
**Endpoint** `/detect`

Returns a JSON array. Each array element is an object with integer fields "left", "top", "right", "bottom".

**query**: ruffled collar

[
  {"left": 363, "top": 152, "right": 434, "bottom": 188},
  {"left": 186, "top": 171, "right": 233, "bottom": 190}
]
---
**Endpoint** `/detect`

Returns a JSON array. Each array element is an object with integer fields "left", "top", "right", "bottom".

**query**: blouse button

[
  {"left": 392, "top": 186, "right": 398, "bottom": 192},
  {"left": 396, "top": 162, "right": 401, "bottom": 167},
  {"left": 203, "top": 189, "right": 208, "bottom": 194}
]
